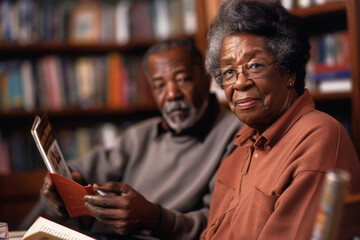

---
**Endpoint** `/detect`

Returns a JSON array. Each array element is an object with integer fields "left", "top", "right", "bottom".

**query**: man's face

[
  {"left": 221, "top": 34, "right": 296, "bottom": 132},
  {"left": 147, "top": 47, "right": 210, "bottom": 132}
]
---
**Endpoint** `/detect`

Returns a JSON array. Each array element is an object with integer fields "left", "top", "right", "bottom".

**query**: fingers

[
  {"left": 83, "top": 196, "right": 140, "bottom": 236},
  {"left": 84, "top": 200, "right": 129, "bottom": 219},
  {"left": 84, "top": 182, "right": 158, "bottom": 236},
  {"left": 42, "top": 174, "right": 59, "bottom": 201},
  {"left": 94, "top": 182, "right": 135, "bottom": 195},
  {"left": 71, "top": 170, "right": 84, "bottom": 184},
  {"left": 41, "top": 174, "right": 67, "bottom": 216},
  {"left": 42, "top": 174, "right": 54, "bottom": 193},
  {"left": 84, "top": 195, "right": 130, "bottom": 209}
]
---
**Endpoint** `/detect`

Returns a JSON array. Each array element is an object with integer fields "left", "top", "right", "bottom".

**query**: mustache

[{"left": 163, "top": 101, "right": 191, "bottom": 114}]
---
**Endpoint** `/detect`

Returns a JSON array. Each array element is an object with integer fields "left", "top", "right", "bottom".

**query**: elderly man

[{"left": 41, "top": 39, "right": 243, "bottom": 240}]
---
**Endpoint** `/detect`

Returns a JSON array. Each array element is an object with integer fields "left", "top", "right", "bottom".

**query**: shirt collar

[
  {"left": 156, "top": 93, "right": 220, "bottom": 141},
  {"left": 235, "top": 89, "right": 315, "bottom": 148}
]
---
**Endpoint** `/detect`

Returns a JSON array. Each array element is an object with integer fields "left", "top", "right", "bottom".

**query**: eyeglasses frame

[{"left": 213, "top": 61, "right": 276, "bottom": 87}]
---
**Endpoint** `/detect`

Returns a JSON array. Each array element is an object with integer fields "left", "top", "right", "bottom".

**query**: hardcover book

[{"left": 31, "top": 114, "right": 95, "bottom": 217}]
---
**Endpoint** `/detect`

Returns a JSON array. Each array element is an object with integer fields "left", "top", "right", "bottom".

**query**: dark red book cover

[{"left": 49, "top": 173, "right": 94, "bottom": 218}]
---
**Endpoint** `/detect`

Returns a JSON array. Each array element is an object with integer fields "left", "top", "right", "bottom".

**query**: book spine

[
  {"left": 107, "top": 53, "right": 126, "bottom": 109},
  {"left": 2, "top": 0, "right": 198, "bottom": 44},
  {"left": 0, "top": 131, "right": 11, "bottom": 173},
  {"left": 20, "top": 60, "right": 35, "bottom": 111},
  {"left": 306, "top": 31, "right": 351, "bottom": 93}
]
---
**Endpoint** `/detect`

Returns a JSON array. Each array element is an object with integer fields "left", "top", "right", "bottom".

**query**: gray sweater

[{"left": 68, "top": 96, "right": 243, "bottom": 239}]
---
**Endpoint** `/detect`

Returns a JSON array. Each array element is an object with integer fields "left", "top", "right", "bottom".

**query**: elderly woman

[{"left": 201, "top": 0, "right": 360, "bottom": 239}]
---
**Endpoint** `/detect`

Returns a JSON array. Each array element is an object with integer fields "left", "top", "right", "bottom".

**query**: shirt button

[
  {"left": 265, "top": 145, "right": 271, "bottom": 151},
  {"left": 254, "top": 153, "right": 259, "bottom": 158}
]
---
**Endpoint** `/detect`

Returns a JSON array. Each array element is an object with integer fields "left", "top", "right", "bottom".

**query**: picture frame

[{"left": 68, "top": 3, "right": 101, "bottom": 43}]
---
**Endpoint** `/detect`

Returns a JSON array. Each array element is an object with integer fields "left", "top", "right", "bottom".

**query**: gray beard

[{"left": 162, "top": 99, "right": 208, "bottom": 132}]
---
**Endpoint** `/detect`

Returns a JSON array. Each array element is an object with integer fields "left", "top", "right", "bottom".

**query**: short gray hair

[
  {"left": 206, "top": 0, "right": 310, "bottom": 95},
  {"left": 143, "top": 39, "right": 205, "bottom": 81}
]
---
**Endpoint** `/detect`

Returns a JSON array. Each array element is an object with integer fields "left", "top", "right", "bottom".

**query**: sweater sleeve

[
  {"left": 159, "top": 207, "right": 208, "bottom": 240},
  {"left": 157, "top": 185, "right": 212, "bottom": 240},
  {"left": 157, "top": 148, "right": 224, "bottom": 240}
]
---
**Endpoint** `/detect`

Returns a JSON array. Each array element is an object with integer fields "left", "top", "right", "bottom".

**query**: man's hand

[
  {"left": 41, "top": 170, "right": 84, "bottom": 217},
  {"left": 84, "top": 182, "right": 161, "bottom": 236}
]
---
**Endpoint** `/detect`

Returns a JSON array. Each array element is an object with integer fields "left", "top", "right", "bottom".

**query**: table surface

[{"left": 9, "top": 231, "right": 26, "bottom": 240}]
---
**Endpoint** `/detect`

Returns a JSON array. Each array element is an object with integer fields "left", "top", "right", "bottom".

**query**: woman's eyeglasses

[{"left": 213, "top": 60, "right": 276, "bottom": 87}]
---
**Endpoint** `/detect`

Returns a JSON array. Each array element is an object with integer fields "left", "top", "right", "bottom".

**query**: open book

[
  {"left": 23, "top": 216, "right": 95, "bottom": 240},
  {"left": 31, "top": 114, "right": 95, "bottom": 217}
]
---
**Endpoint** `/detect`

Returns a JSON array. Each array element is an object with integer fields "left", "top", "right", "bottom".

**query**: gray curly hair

[{"left": 206, "top": 0, "right": 310, "bottom": 95}]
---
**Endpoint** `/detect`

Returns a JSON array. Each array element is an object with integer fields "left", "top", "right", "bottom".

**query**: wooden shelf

[
  {"left": 0, "top": 42, "right": 150, "bottom": 53},
  {"left": 0, "top": 169, "right": 47, "bottom": 230},
  {"left": 291, "top": 1, "right": 346, "bottom": 17},
  {"left": 292, "top": 1, "right": 347, "bottom": 35},
  {"left": 311, "top": 92, "right": 352, "bottom": 101},
  {"left": 0, "top": 35, "right": 194, "bottom": 54},
  {"left": 0, "top": 104, "right": 158, "bottom": 119},
  {"left": 0, "top": 105, "right": 160, "bottom": 132}
]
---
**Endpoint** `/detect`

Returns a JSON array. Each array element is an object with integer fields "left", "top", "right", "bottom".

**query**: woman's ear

[{"left": 286, "top": 74, "right": 296, "bottom": 88}]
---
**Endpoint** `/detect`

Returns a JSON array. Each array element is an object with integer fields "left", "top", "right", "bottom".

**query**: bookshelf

[
  {"left": 0, "top": 0, "right": 204, "bottom": 172},
  {"left": 0, "top": 0, "right": 206, "bottom": 229},
  {"left": 294, "top": 0, "right": 360, "bottom": 157},
  {"left": 199, "top": 0, "right": 360, "bottom": 157}
]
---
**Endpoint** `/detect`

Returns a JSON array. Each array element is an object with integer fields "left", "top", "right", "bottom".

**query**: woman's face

[{"left": 220, "top": 34, "right": 297, "bottom": 133}]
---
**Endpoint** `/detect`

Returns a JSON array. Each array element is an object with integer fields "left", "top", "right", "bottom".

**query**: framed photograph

[{"left": 69, "top": 3, "right": 101, "bottom": 43}]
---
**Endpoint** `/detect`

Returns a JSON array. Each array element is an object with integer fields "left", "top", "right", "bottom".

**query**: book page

[
  {"left": 23, "top": 216, "right": 95, "bottom": 240},
  {"left": 31, "top": 114, "right": 72, "bottom": 179}
]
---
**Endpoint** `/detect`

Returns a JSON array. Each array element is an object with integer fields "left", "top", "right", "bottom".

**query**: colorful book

[
  {"left": 115, "top": 0, "right": 131, "bottom": 44},
  {"left": 20, "top": 60, "right": 36, "bottom": 111},
  {"left": 130, "top": 1, "right": 153, "bottom": 41},
  {"left": 7, "top": 61, "right": 24, "bottom": 109},
  {"left": 31, "top": 114, "right": 103, "bottom": 217},
  {"left": 75, "top": 57, "right": 95, "bottom": 108},
  {"left": 107, "top": 52, "right": 126, "bottom": 109}
]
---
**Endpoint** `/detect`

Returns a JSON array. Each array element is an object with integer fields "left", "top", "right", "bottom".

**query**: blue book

[
  {"left": 7, "top": 61, "right": 24, "bottom": 109},
  {"left": 308, "top": 70, "right": 351, "bottom": 83}
]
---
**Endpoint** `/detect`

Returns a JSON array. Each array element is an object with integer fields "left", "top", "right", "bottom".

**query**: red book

[
  {"left": 49, "top": 173, "right": 94, "bottom": 218},
  {"left": 107, "top": 53, "right": 127, "bottom": 109},
  {"left": 31, "top": 114, "right": 100, "bottom": 218}
]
